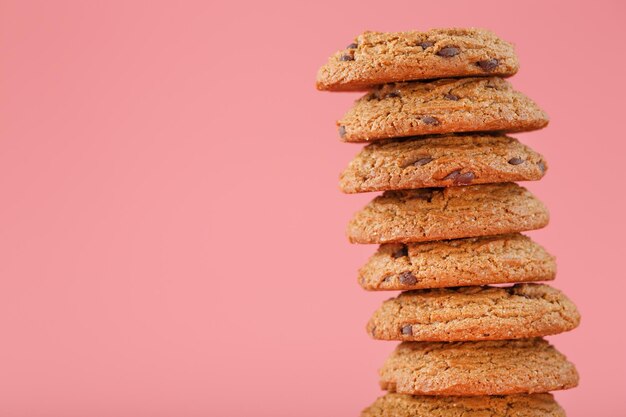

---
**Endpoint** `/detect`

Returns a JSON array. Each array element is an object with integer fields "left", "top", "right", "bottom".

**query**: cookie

[
  {"left": 367, "top": 284, "right": 579, "bottom": 341},
  {"left": 347, "top": 183, "right": 548, "bottom": 244},
  {"left": 359, "top": 234, "right": 556, "bottom": 291},
  {"left": 380, "top": 338, "right": 578, "bottom": 396},
  {"left": 337, "top": 77, "right": 548, "bottom": 143},
  {"left": 317, "top": 28, "right": 519, "bottom": 91},
  {"left": 362, "top": 393, "right": 565, "bottom": 417},
  {"left": 340, "top": 134, "right": 547, "bottom": 193}
]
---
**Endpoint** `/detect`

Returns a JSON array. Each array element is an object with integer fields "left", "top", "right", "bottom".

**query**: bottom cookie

[
  {"left": 380, "top": 338, "right": 578, "bottom": 396},
  {"left": 362, "top": 393, "right": 565, "bottom": 417}
]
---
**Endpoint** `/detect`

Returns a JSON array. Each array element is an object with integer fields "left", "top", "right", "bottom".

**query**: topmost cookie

[{"left": 317, "top": 28, "right": 519, "bottom": 91}]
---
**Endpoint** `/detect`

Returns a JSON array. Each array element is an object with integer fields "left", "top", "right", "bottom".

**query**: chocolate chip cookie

[
  {"left": 362, "top": 393, "right": 565, "bottom": 417},
  {"left": 317, "top": 28, "right": 519, "bottom": 91},
  {"left": 338, "top": 77, "right": 548, "bottom": 142},
  {"left": 380, "top": 338, "right": 578, "bottom": 396},
  {"left": 359, "top": 234, "right": 556, "bottom": 291},
  {"left": 367, "top": 284, "right": 580, "bottom": 341},
  {"left": 347, "top": 183, "right": 549, "bottom": 244},
  {"left": 340, "top": 134, "right": 547, "bottom": 193}
]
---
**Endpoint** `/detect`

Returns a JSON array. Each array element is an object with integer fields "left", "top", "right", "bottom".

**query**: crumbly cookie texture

[
  {"left": 347, "top": 183, "right": 549, "bottom": 244},
  {"left": 380, "top": 338, "right": 579, "bottom": 396},
  {"left": 337, "top": 77, "right": 548, "bottom": 143},
  {"left": 362, "top": 393, "right": 565, "bottom": 417},
  {"left": 340, "top": 134, "right": 547, "bottom": 193},
  {"left": 317, "top": 28, "right": 519, "bottom": 91},
  {"left": 367, "top": 284, "right": 579, "bottom": 341},
  {"left": 359, "top": 234, "right": 556, "bottom": 291}
]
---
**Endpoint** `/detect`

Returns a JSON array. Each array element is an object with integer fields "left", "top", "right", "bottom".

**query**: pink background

[{"left": 1, "top": 0, "right": 625, "bottom": 415}]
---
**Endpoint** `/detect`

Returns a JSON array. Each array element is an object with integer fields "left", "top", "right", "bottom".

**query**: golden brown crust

[
  {"left": 347, "top": 183, "right": 549, "bottom": 244},
  {"left": 361, "top": 393, "right": 566, "bottom": 417},
  {"left": 366, "top": 284, "right": 580, "bottom": 341},
  {"left": 338, "top": 78, "right": 548, "bottom": 143},
  {"left": 317, "top": 28, "right": 519, "bottom": 91},
  {"left": 340, "top": 134, "right": 547, "bottom": 193},
  {"left": 380, "top": 338, "right": 579, "bottom": 396},
  {"left": 359, "top": 234, "right": 556, "bottom": 290}
]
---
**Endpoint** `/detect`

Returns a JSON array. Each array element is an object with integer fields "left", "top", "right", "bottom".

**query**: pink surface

[{"left": 1, "top": 0, "right": 625, "bottom": 415}]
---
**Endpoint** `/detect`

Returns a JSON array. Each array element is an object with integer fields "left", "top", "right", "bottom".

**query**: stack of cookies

[{"left": 317, "top": 29, "right": 579, "bottom": 416}]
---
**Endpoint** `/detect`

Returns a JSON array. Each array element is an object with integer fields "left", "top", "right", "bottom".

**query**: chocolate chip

[
  {"left": 401, "top": 325, "right": 413, "bottom": 335},
  {"left": 421, "top": 116, "right": 439, "bottom": 125},
  {"left": 346, "top": 42, "right": 358, "bottom": 49},
  {"left": 537, "top": 161, "right": 546, "bottom": 172},
  {"left": 508, "top": 157, "right": 524, "bottom": 165},
  {"left": 338, "top": 125, "right": 346, "bottom": 138},
  {"left": 436, "top": 46, "right": 460, "bottom": 57},
  {"left": 444, "top": 93, "right": 459, "bottom": 101},
  {"left": 414, "top": 157, "right": 433, "bottom": 166},
  {"left": 477, "top": 58, "right": 499, "bottom": 71},
  {"left": 392, "top": 245, "right": 408, "bottom": 258},
  {"left": 455, "top": 172, "right": 475, "bottom": 185},
  {"left": 385, "top": 91, "right": 401, "bottom": 98},
  {"left": 418, "top": 41, "right": 434, "bottom": 49},
  {"left": 339, "top": 54, "right": 354, "bottom": 61},
  {"left": 444, "top": 170, "right": 475, "bottom": 185},
  {"left": 399, "top": 271, "right": 417, "bottom": 285},
  {"left": 370, "top": 325, "right": 377, "bottom": 335},
  {"left": 444, "top": 170, "right": 460, "bottom": 180}
]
